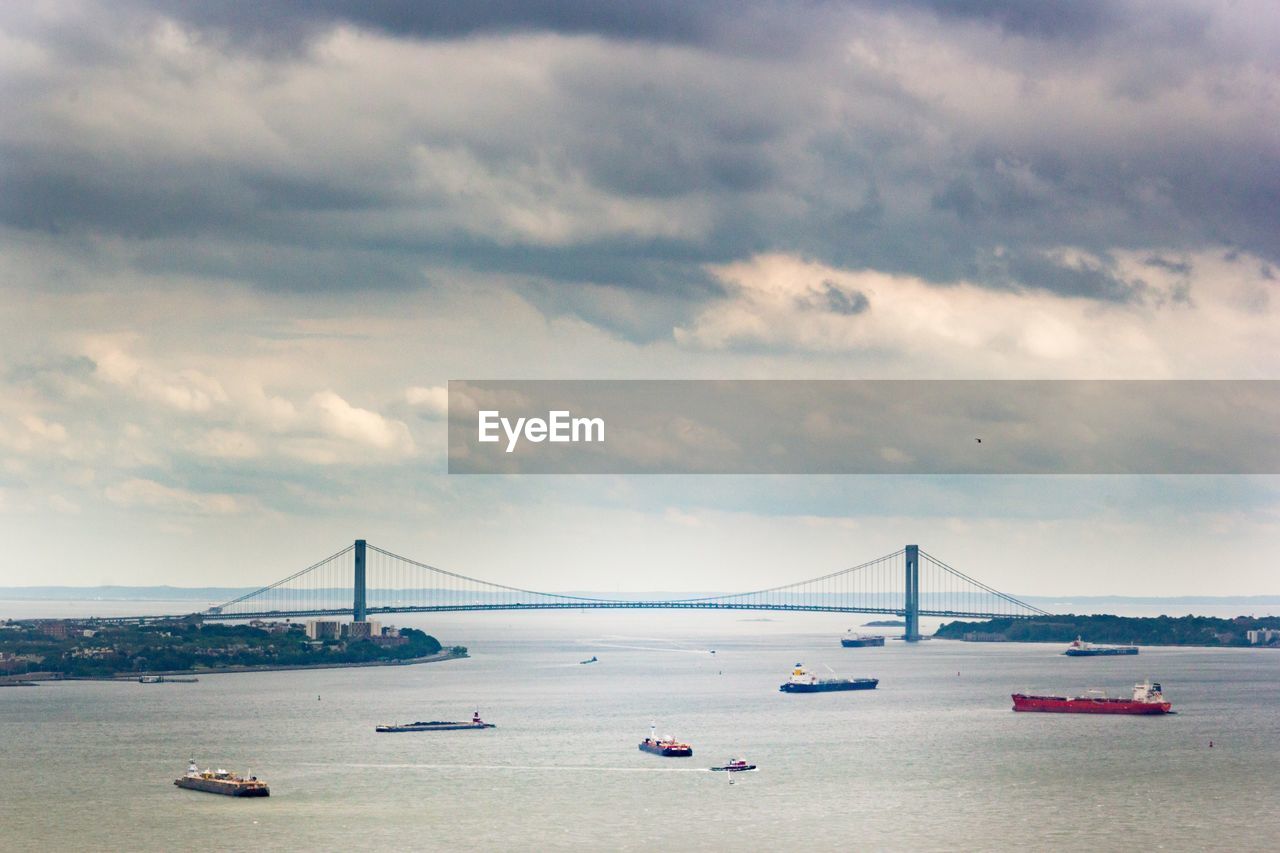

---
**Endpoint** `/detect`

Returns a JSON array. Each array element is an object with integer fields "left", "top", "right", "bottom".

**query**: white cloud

[
  {"left": 20, "top": 414, "right": 68, "bottom": 444},
  {"left": 663, "top": 507, "right": 704, "bottom": 527},
  {"left": 104, "top": 477, "right": 244, "bottom": 515},
  {"left": 64, "top": 334, "right": 419, "bottom": 465},
  {"left": 189, "top": 428, "right": 261, "bottom": 460},
  {"left": 84, "top": 335, "right": 228, "bottom": 413},
  {"left": 0, "top": 413, "right": 72, "bottom": 456},
  {"left": 405, "top": 385, "right": 448, "bottom": 417},
  {"left": 308, "top": 390, "right": 415, "bottom": 454},
  {"left": 47, "top": 494, "right": 80, "bottom": 514},
  {"left": 0, "top": 4, "right": 1275, "bottom": 591},
  {"left": 675, "top": 251, "right": 1280, "bottom": 378}
]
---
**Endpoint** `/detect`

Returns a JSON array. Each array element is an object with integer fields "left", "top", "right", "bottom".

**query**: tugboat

[
  {"left": 376, "top": 710, "right": 496, "bottom": 732},
  {"left": 174, "top": 760, "right": 269, "bottom": 797},
  {"left": 1064, "top": 636, "right": 1138, "bottom": 656},
  {"left": 1012, "top": 680, "right": 1171, "bottom": 714},
  {"left": 639, "top": 723, "right": 693, "bottom": 757},
  {"left": 710, "top": 758, "right": 757, "bottom": 772},
  {"left": 779, "top": 663, "right": 878, "bottom": 693},
  {"left": 841, "top": 631, "right": 886, "bottom": 648}
]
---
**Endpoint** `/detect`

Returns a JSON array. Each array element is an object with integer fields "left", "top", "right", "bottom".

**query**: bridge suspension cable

[
  {"left": 364, "top": 544, "right": 615, "bottom": 611},
  {"left": 918, "top": 549, "right": 1050, "bottom": 617},
  {"left": 213, "top": 544, "right": 355, "bottom": 617},
  {"left": 668, "top": 548, "right": 907, "bottom": 614},
  {"left": 203, "top": 539, "right": 1049, "bottom": 622}
]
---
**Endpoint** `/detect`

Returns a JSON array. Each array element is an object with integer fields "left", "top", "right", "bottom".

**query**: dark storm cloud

[
  {"left": 7, "top": 355, "right": 96, "bottom": 381},
  {"left": 1143, "top": 256, "right": 1192, "bottom": 276},
  {"left": 457, "top": 244, "right": 727, "bottom": 297},
  {"left": 137, "top": 0, "right": 1131, "bottom": 50},
  {"left": 150, "top": 0, "right": 727, "bottom": 49},
  {"left": 800, "top": 281, "right": 870, "bottom": 316},
  {"left": 132, "top": 241, "right": 430, "bottom": 292},
  {"left": 1, "top": 0, "right": 1277, "bottom": 332},
  {"left": 900, "top": 0, "right": 1119, "bottom": 40},
  {"left": 1000, "top": 251, "right": 1142, "bottom": 303}
]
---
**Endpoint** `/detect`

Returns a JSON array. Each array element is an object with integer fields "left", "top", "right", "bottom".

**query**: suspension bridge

[{"left": 204, "top": 541, "right": 1048, "bottom": 640}]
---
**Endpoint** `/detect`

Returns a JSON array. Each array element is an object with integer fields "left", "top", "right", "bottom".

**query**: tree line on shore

[
  {"left": 935, "top": 613, "right": 1280, "bottom": 646},
  {"left": 0, "top": 620, "right": 459, "bottom": 677}
]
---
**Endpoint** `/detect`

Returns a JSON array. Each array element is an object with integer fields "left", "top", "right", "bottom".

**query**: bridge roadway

[
  {"left": 201, "top": 602, "right": 1018, "bottom": 621},
  {"left": 96, "top": 542, "right": 1046, "bottom": 633}
]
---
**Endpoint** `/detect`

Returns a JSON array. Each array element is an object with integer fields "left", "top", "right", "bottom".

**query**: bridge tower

[
  {"left": 353, "top": 539, "right": 367, "bottom": 622},
  {"left": 903, "top": 544, "right": 920, "bottom": 642}
]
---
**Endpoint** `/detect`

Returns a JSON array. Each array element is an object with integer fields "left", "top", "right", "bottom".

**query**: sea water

[{"left": 1, "top": 608, "right": 1277, "bottom": 851}]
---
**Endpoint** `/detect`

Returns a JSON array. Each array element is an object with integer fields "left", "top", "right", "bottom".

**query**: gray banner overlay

[{"left": 447, "top": 380, "right": 1279, "bottom": 474}]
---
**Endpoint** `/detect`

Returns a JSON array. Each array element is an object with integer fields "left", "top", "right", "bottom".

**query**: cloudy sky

[{"left": 1, "top": 1, "right": 1277, "bottom": 596}]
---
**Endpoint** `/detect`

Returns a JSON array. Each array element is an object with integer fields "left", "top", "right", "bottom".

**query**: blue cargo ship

[{"left": 779, "top": 664, "right": 878, "bottom": 693}]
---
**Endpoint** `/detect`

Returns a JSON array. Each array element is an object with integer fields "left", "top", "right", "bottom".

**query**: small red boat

[{"left": 1012, "top": 680, "right": 1171, "bottom": 715}]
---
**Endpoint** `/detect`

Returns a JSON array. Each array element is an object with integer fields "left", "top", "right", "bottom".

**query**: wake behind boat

[{"left": 376, "top": 711, "right": 496, "bottom": 732}]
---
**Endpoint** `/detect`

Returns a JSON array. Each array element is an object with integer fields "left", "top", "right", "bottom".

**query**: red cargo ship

[{"left": 1012, "top": 680, "right": 1171, "bottom": 714}]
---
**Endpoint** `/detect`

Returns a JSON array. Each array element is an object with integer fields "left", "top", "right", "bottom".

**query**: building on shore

[
  {"left": 344, "top": 620, "right": 382, "bottom": 640},
  {"left": 305, "top": 620, "right": 341, "bottom": 640},
  {"left": 37, "top": 621, "right": 70, "bottom": 639},
  {"left": 249, "top": 620, "right": 295, "bottom": 635},
  {"left": 1247, "top": 628, "right": 1280, "bottom": 645}
]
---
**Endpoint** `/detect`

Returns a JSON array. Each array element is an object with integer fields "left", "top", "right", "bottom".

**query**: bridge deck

[
  {"left": 191, "top": 602, "right": 1029, "bottom": 621},
  {"left": 111, "top": 541, "right": 1049, "bottom": 628}
]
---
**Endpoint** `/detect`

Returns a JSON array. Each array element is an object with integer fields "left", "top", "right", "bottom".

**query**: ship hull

[
  {"left": 376, "top": 722, "right": 495, "bottom": 732},
  {"left": 174, "top": 778, "right": 270, "bottom": 797},
  {"left": 1064, "top": 648, "right": 1138, "bottom": 656},
  {"left": 639, "top": 743, "right": 693, "bottom": 757},
  {"left": 1011, "top": 694, "right": 1170, "bottom": 714},
  {"left": 841, "top": 637, "right": 885, "bottom": 648},
  {"left": 780, "top": 678, "right": 878, "bottom": 693}
]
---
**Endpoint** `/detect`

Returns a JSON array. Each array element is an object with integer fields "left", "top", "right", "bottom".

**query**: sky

[{"left": 0, "top": 1, "right": 1277, "bottom": 596}]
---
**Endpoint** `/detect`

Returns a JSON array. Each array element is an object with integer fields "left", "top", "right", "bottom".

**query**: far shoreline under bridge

[{"left": 200, "top": 541, "right": 1049, "bottom": 641}]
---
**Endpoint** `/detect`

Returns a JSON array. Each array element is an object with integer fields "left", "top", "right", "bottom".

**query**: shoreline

[
  {"left": 13, "top": 650, "right": 467, "bottom": 682},
  {"left": 934, "top": 636, "right": 1279, "bottom": 650}
]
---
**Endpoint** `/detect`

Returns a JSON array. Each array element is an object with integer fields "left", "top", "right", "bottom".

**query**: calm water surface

[{"left": 2, "top": 608, "right": 1278, "bottom": 852}]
